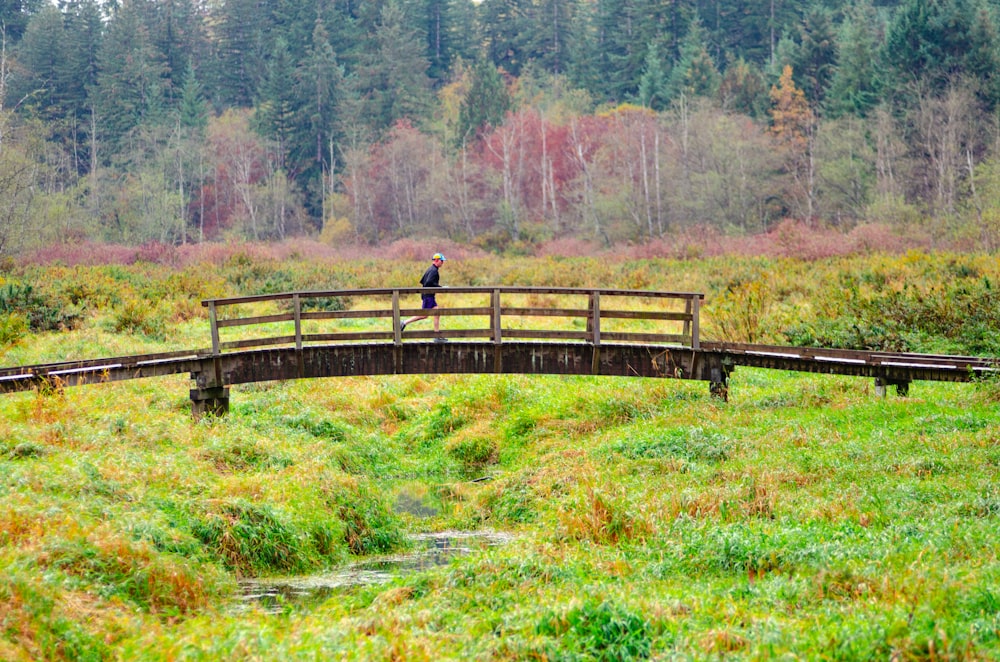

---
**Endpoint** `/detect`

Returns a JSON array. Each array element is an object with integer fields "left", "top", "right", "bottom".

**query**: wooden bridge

[{"left": 0, "top": 287, "right": 996, "bottom": 417}]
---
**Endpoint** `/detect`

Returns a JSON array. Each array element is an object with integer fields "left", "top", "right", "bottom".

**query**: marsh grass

[{"left": 1, "top": 254, "right": 1000, "bottom": 659}]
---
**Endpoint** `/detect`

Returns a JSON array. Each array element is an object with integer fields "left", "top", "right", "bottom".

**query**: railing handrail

[
  {"left": 202, "top": 286, "right": 704, "bottom": 354},
  {"left": 202, "top": 286, "right": 706, "bottom": 307}
]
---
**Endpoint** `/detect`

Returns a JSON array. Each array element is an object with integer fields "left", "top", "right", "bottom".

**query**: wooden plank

[
  {"left": 503, "top": 329, "right": 590, "bottom": 341},
  {"left": 601, "top": 332, "right": 690, "bottom": 343},
  {"left": 216, "top": 313, "right": 294, "bottom": 328},
  {"left": 220, "top": 336, "right": 297, "bottom": 350},
  {"left": 500, "top": 307, "right": 591, "bottom": 318},
  {"left": 597, "top": 310, "right": 693, "bottom": 321}
]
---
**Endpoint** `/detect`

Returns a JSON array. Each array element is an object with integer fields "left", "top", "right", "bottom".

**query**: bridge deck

[{"left": 0, "top": 287, "right": 995, "bottom": 413}]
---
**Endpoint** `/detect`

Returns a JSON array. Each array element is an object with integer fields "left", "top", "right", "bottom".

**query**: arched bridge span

[{"left": 0, "top": 287, "right": 995, "bottom": 417}]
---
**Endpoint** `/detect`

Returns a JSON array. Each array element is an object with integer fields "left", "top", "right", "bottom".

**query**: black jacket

[{"left": 419, "top": 264, "right": 440, "bottom": 291}]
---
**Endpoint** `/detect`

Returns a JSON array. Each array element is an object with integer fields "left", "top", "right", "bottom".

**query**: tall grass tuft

[
  {"left": 191, "top": 499, "right": 314, "bottom": 576},
  {"left": 535, "top": 600, "right": 653, "bottom": 661},
  {"left": 558, "top": 477, "right": 653, "bottom": 544}
]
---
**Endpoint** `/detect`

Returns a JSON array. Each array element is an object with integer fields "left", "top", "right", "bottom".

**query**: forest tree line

[{"left": 2, "top": 0, "right": 1000, "bottom": 254}]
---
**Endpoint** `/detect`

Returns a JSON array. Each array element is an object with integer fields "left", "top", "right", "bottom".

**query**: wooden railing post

[
  {"left": 208, "top": 302, "right": 220, "bottom": 355},
  {"left": 492, "top": 289, "right": 502, "bottom": 373},
  {"left": 591, "top": 291, "right": 601, "bottom": 346},
  {"left": 293, "top": 294, "right": 302, "bottom": 351},
  {"left": 691, "top": 295, "right": 700, "bottom": 350},
  {"left": 683, "top": 298, "right": 692, "bottom": 341},
  {"left": 491, "top": 289, "right": 502, "bottom": 344},
  {"left": 591, "top": 290, "right": 601, "bottom": 375},
  {"left": 392, "top": 290, "right": 401, "bottom": 346}
]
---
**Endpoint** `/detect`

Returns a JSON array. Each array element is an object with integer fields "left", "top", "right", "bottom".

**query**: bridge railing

[{"left": 201, "top": 287, "right": 704, "bottom": 354}]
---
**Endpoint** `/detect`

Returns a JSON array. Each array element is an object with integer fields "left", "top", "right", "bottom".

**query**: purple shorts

[{"left": 421, "top": 295, "right": 437, "bottom": 310}]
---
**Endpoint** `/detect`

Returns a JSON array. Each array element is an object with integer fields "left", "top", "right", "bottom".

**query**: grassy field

[{"left": 1, "top": 250, "right": 999, "bottom": 660}]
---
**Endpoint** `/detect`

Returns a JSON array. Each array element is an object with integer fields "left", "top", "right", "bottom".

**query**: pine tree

[
  {"left": 882, "top": 0, "right": 1000, "bottom": 109},
  {"left": 354, "top": 1, "right": 433, "bottom": 134},
  {"left": 718, "top": 57, "right": 769, "bottom": 118},
  {"left": 0, "top": 0, "right": 44, "bottom": 42},
  {"left": 826, "top": 0, "right": 882, "bottom": 118},
  {"left": 92, "top": 0, "right": 169, "bottom": 160},
  {"left": 457, "top": 58, "right": 510, "bottom": 145},
  {"left": 292, "top": 18, "right": 346, "bottom": 216},
  {"left": 791, "top": 6, "right": 837, "bottom": 106},
  {"left": 478, "top": 0, "right": 532, "bottom": 77},
  {"left": 666, "top": 17, "right": 721, "bottom": 102},
  {"left": 254, "top": 36, "right": 298, "bottom": 171},
  {"left": 178, "top": 63, "right": 208, "bottom": 131},
  {"left": 637, "top": 40, "right": 670, "bottom": 111}
]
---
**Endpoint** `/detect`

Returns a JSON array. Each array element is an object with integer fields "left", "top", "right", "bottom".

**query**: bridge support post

[
  {"left": 191, "top": 386, "right": 230, "bottom": 419},
  {"left": 875, "top": 378, "right": 910, "bottom": 397},
  {"left": 704, "top": 355, "right": 730, "bottom": 401}
]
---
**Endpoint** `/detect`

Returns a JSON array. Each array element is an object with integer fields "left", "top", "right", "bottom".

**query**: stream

[{"left": 236, "top": 530, "right": 513, "bottom": 613}]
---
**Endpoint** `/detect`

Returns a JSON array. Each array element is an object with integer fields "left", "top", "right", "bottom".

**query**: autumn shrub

[
  {"left": 0, "top": 282, "right": 80, "bottom": 332},
  {"left": 0, "top": 311, "right": 28, "bottom": 347},
  {"left": 109, "top": 298, "right": 164, "bottom": 337},
  {"left": 131, "top": 241, "right": 180, "bottom": 267}
]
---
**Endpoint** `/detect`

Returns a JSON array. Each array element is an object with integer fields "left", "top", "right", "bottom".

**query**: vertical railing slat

[
  {"left": 492, "top": 289, "right": 502, "bottom": 344},
  {"left": 591, "top": 291, "right": 601, "bottom": 346},
  {"left": 293, "top": 294, "right": 302, "bottom": 351},
  {"left": 392, "top": 290, "right": 401, "bottom": 346},
  {"left": 691, "top": 295, "right": 700, "bottom": 349},
  {"left": 208, "top": 302, "right": 220, "bottom": 355}
]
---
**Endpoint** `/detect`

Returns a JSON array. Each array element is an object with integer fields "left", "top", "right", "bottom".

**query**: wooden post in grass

[{"left": 191, "top": 386, "right": 229, "bottom": 419}]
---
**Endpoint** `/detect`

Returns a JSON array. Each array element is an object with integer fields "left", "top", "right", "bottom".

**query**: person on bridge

[{"left": 400, "top": 253, "right": 447, "bottom": 341}]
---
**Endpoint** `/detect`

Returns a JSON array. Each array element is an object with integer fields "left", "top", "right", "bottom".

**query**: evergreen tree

[
  {"left": 144, "top": 0, "right": 206, "bottom": 105},
  {"left": 354, "top": 1, "right": 433, "bottom": 134},
  {"left": 0, "top": 0, "right": 44, "bottom": 42},
  {"left": 666, "top": 17, "right": 721, "bottom": 102},
  {"left": 457, "top": 57, "right": 510, "bottom": 145},
  {"left": 526, "top": 0, "right": 579, "bottom": 75},
  {"left": 210, "top": 0, "right": 274, "bottom": 107},
  {"left": 9, "top": 5, "right": 67, "bottom": 122},
  {"left": 826, "top": 0, "right": 883, "bottom": 118},
  {"left": 791, "top": 5, "right": 837, "bottom": 106},
  {"left": 697, "top": 0, "right": 806, "bottom": 66},
  {"left": 92, "top": 0, "right": 169, "bottom": 160},
  {"left": 418, "top": 0, "right": 476, "bottom": 82},
  {"left": 637, "top": 40, "right": 670, "bottom": 110},
  {"left": 718, "top": 57, "right": 769, "bottom": 117},
  {"left": 881, "top": 0, "right": 1000, "bottom": 109},
  {"left": 478, "top": 0, "right": 532, "bottom": 77},
  {"left": 255, "top": 36, "right": 298, "bottom": 171},
  {"left": 178, "top": 62, "right": 208, "bottom": 131},
  {"left": 292, "top": 18, "right": 346, "bottom": 216}
]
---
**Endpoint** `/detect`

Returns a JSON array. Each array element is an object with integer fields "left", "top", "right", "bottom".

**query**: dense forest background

[{"left": 2, "top": 0, "right": 1000, "bottom": 255}]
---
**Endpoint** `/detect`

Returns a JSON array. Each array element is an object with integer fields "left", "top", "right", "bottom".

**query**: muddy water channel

[{"left": 237, "top": 530, "right": 513, "bottom": 613}]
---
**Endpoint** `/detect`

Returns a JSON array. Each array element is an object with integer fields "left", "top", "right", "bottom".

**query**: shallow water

[{"left": 237, "top": 530, "right": 513, "bottom": 612}]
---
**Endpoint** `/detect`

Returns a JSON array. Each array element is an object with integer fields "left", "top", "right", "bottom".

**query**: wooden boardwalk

[{"left": 0, "top": 287, "right": 995, "bottom": 416}]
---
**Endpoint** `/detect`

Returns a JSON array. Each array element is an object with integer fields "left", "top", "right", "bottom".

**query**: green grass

[{"left": 0, "top": 254, "right": 999, "bottom": 659}]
